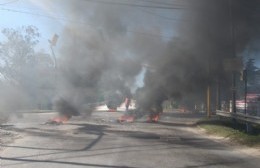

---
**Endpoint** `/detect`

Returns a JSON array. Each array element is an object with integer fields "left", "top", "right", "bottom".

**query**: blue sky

[
  {"left": 0, "top": 0, "right": 64, "bottom": 51},
  {"left": 0, "top": 0, "right": 180, "bottom": 88},
  {"left": 0, "top": 0, "right": 259, "bottom": 68},
  {"left": 0, "top": 0, "right": 178, "bottom": 53}
]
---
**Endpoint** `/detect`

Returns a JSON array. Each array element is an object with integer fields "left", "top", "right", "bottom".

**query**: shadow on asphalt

[
  {"left": 1, "top": 121, "right": 231, "bottom": 167},
  {"left": 161, "top": 112, "right": 206, "bottom": 119},
  {"left": 0, "top": 155, "right": 247, "bottom": 168},
  {"left": 183, "top": 160, "right": 246, "bottom": 168},
  {"left": 0, "top": 156, "right": 140, "bottom": 168},
  {"left": 155, "top": 121, "right": 196, "bottom": 127},
  {"left": 2, "top": 122, "right": 228, "bottom": 151}
]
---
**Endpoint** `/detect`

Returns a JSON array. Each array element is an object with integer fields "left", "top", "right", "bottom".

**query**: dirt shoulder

[{"left": 182, "top": 125, "right": 260, "bottom": 157}]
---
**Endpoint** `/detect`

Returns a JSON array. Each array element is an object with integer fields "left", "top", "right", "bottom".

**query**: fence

[{"left": 216, "top": 110, "right": 260, "bottom": 125}]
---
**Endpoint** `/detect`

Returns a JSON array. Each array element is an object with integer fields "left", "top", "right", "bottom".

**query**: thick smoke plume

[
  {"left": 55, "top": 1, "right": 146, "bottom": 115},
  {"left": 136, "top": 0, "right": 260, "bottom": 111},
  {"left": 55, "top": 0, "right": 260, "bottom": 115},
  {"left": 0, "top": 84, "right": 30, "bottom": 121}
]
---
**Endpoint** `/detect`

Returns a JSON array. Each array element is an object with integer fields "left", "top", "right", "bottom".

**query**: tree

[
  {"left": 0, "top": 26, "right": 40, "bottom": 84},
  {"left": 0, "top": 26, "right": 55, "bottom": 109}
]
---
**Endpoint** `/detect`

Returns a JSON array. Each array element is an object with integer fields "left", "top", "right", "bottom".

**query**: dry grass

[{"left": 197, "top": 118, "right": 260, "bottom": 147}]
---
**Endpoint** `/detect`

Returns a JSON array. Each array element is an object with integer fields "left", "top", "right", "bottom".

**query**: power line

[
  {"left": 82, "top": 0, "right": 188, "bottom": 10},
  {"left": 127, "top": 29, "right": 173, "bottom": 40},
  {"left": 0, "top": 7, "right": 82, "bottom": 24},
  {"left": 140, "top": 9, "right": 189, "bottom": 22},
  {"left": 0, "top": 7, "right": 173, "bottom": 40},
  {"left": 132, "top": 0, "right": 189, "bottom": 7},
  {"left": 80, "top": 0, "right": 190, "bottom": 26},
  {"left": 0, "top": 0, "right": 19, "bottom": 5}
]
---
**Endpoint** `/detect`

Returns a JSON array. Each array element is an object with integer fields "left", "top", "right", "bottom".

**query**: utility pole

[
  {"left": 49, "top": 34, "right": 59, "bottom": 92},
  {"left": 207, "top": 53, "right": 211, "bottom": 118},
  {"left": 229, "top": 0, "right": 237, "bottom": 114},
  {"left": 216, "top": 79, "right": 221, "bottom": 111},
  {"left": 242, "top": 68, "right": 252, "bottom": 133},
  {"left": 243, "top": 69, "right": 247, "bottom": 115},
  {"left": 50, "top": 45, "right": 57, "bottom": 69},
  {"left": 49, "top": 34, "right": 59, "bottom": 69},
  {"left": 207, "top": 85, "right": 211, "bottom": 118}
]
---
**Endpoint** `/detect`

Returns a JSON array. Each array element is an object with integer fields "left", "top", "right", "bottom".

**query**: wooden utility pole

[
  {"left": 207, "top": 50, "right": 211, "bottom": 118},
  {"left": 216, "top": 79, "right": 221, "bottom": 111},
  {"left": 243, "top": 69, "right": 247, "bottom": 115},
  {"left": 229, "top": 0, "right": 237, "bottom": 114},
  {"left": 207, "top": 85, "right": 211, "bottom": 118},
  {"left": 49, "top": 34, "right": 59, "bottom": 92}
]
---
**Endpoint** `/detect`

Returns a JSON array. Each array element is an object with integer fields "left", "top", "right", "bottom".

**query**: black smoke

[
  {"left": 54, "top": 2, "right": 144, "bottom": 116},
  {"left": 53, "top": 0, "right": 260, "bottom": 115},
  {"left": 136, "top": 0, "right": 260, "bottom": 111}
]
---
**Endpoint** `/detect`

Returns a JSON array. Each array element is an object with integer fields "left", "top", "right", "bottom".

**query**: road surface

[{"left": 0, "top": 111, "right": 259, "bottom": 168}]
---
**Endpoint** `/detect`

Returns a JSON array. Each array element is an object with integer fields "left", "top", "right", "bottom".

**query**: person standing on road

[{"left": 125, "top": 97, "right": 131, "bottom": 112}]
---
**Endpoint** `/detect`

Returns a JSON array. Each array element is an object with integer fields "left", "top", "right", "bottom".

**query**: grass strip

[{"left": 197, "top": 118, "right": 260, "bottom": 147}]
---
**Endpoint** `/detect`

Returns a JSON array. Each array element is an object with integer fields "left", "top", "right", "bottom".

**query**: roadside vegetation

[{"left": 197, "top": 118, "right": 260, "bottom": 147}]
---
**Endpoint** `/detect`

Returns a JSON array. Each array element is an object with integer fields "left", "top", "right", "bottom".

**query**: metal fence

[{"left": 216, "top": 110, "right": 260, "bottom": 125}]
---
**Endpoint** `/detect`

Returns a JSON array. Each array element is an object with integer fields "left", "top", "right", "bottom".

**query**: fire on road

[{"left": 0, "top": 111, "right": 260, "bottom": 168}]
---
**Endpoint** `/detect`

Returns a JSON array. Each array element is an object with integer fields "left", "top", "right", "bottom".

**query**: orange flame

[
  {"left": 147, "top": 113, "right": 160, "bottom": 122},
  {"left": 51, "top": 115, "right": 70, "bottom": 124}
]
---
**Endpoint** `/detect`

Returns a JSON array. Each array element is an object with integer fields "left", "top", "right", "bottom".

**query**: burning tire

[
  {"left": 45, "top": 114, "right": 71, "bottom": 125},
  {"left": 147, "top": 113, "right": 160, "bottom": 123},
  {"left": 118, "top": 115, "right": 135, "bottom": 123}
]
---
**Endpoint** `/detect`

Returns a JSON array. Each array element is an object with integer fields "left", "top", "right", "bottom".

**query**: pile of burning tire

[{"left": 117, "top": 109, "right": 161, "bottom": 123}]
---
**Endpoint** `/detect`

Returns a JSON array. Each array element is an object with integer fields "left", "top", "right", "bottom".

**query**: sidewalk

[{"left": 158, "top": 111, "right": 207, "bottom": 126}]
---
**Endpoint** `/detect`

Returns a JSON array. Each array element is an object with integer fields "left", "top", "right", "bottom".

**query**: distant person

[{"left": 125, "top": 97, "right": 131, "bottom": 112}]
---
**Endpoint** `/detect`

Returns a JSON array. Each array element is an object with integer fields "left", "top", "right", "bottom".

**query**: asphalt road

[{"left": 0, "top": 111, "right": 260, "bottom": 168}]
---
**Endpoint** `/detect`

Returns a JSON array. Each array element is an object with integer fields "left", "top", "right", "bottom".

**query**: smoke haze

[
  {"left": 41, "top": 0, "right": 260, "bottom": 114},
  {"left": 135, "top": 0, "right": 260, "bottom": 110}
]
